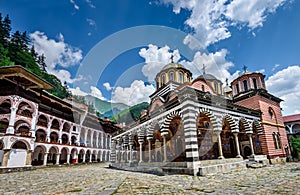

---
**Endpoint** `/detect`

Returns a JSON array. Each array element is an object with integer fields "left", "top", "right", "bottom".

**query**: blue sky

[{"left": 0, "top": 0, "right": 299, "bottom": 115}]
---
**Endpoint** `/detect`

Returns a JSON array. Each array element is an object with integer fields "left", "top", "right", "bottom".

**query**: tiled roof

[{"left": 283, "top": 114, "right": 300, "bottom": 122}]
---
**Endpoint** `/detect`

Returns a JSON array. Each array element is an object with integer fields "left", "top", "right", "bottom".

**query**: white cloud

[
  {"left": 103, "top": 82, "right": 113, "bottom": 91},
  {"left": 266, "top": 65, "right": 300, "bottom": 115},
  {"left": 140, "top": 44, "right": 180, "bottom": 81},
  {"left": 160, "top": 0, "right": 290, "bottom": 48},
  {"left": 272, "top": 64, "right": 280, "bottom": 71},
  {"left": 70, "top": 0, "right": 79, "bottom": 10},
  {"left": 70, "top": 87, "right": 88, "bottom": 96},
  {"left": 86, "top": 18, "right": 96, "bottom": 28},
  {"left": 112, "top": 80, "right": 155, "bottom": 106},
  {"left": 85, "top": 0, "right": 96, "bottom": 8},
  {"left": 139, "top": 44, "right": 238, "bottom": 84},
  {"left": 70, "top": 86, "right": 106, "bottom": 101},
  {"left": 90, "top": 86, "right": 106, "bottom": 100},
  {"left": 30, "top": 31, "right": 83, "bottom": 83}
]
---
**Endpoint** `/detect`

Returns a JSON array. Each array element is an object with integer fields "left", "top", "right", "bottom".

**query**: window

[
  {"left": 214, "top": 82, "right": 218, "bottom": 92},
  {"left": 236, "top": 84, "right": 240, "bottom": 94},
  {"left": 273, "top": 132, "right": 282, "bottom": 149},
  {"left": 253, "top": 78, "right": 257, "bottom": 89},
  {"left": 202, "top": 85, "right": 205, "bottom": 92},
  {"left": 243, "top": 80, "right": 248, "bottom": 91},
  {"left": 179, "top": 72, "right": 184, "bottom": 83},
  {"left": 169, "top": 71, "right": 174, "bottom": 81},
  {"left": 162, "top": 74, "right": 166, "bottom": 84},
  {"left": 269, "top": 108, "right": 274, "bottom": 120}
]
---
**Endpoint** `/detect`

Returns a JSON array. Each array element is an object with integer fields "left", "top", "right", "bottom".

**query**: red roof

[{"left": 283, "top": 114, "right": 300, "bottom": 123}]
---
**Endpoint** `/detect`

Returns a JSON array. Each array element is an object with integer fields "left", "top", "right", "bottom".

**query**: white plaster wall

[{"left": 7, "top": 149, "right": 27, "bottom": 167}]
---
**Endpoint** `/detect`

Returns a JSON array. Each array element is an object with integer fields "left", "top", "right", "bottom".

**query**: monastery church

[
  {"left": 0, "top": 61, "right": 289, "bottom": 176},
  {"left": 110, "top": 61, "right": 289, "bottom": 175}
]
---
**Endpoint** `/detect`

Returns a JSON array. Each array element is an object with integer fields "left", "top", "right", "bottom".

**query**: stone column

[
  {"left": 43, "top": 153, "right": 48, "bottom": 166},
  {"left": 82, "top": 153, "right": 86, "bottom": 163},
  {"left": 58, "top": 126, "right": 63, "bottom": 144},
  {"left": 46, "top": 123, "right": 51, "bottom": 142},
  {"left": 56, "top": 153, "right": 60, "bottom": 165},
  {"left": 148, "top": 139, "right": 152, "bottom": 162},
  {"left": 233, "top": 132, "right": 242, "bottom": 158},
  {"left": 139, "top": 141, "right": 143, "bottom": 163},
  {"left": 66, "top": 153, "right": 70, "bottom": 164},
  {"left": 248, "top": 134, "right": 255, "bottom": 156},
  {"left": 217, "top": 131, "right": 224, "bottom": 159},
  {"left": 129, "top": 144, "right": 133, "bottom": 163},
  {"left": 6, "top": 106, "right": 17, "bottom": 134},
  {"left": 96, "top": 133, "right": 99, "bottom": 148},
  {"left": 25, "top": 150, "right": 32, "bottom": 166},
  {"left": 30, "top": 113, "right": 38, "bottom": 138},
  {"left": 90, "top": 131, "right": 94, "bottom": 148},
  {"left": 84, "top": 130, "right": 88, "bottom": 146},
  {"left": 162, "top": 135, "right": 167, "bottom": 162}
]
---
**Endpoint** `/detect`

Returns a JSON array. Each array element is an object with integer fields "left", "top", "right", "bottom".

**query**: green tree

[
  {"left": 290, "top": 136, "right": 300, "bottom": 160},
  {"left": 0, "top": 44, "right": 13, "bottom": 66},
  {"left": 0, "top": 14, "right": 11, "bottom": 47}
]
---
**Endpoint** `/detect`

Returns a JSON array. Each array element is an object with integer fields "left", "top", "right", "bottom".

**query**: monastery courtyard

[{"left": 0, "top": 163, "right": 299, "bottom": 195}]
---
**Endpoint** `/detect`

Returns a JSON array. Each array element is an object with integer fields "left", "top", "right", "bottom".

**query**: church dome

[
  {"left": 198, "top": 73, "right": 219, "bottom": 81},
  {"left": 162, "top": 63, "right": 185, "bottom": 70}
]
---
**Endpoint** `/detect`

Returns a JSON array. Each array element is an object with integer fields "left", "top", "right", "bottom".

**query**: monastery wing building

[
  {"left": 110, "top": 62, "right": 289, "bottom": 176},
  {"left": 0, "top": 66, "right": 120, "bottom": 168}
]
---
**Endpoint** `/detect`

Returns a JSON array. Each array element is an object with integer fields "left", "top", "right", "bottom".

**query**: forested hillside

[{"left": 0, "top": 13, "right": 70, "bottom": 98}]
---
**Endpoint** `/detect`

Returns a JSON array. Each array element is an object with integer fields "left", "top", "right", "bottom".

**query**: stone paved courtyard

[{"left": 0, "top": 162, "right": 299, "bottom": 195}]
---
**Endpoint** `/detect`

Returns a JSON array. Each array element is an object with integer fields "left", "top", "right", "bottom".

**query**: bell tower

[{"left": 231, "top": 70, "right": 289, "bottom": 161}]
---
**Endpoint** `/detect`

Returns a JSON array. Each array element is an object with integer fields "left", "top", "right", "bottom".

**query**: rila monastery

[{"left": 0, "top": 62, "right": 296, "bottom": 176}]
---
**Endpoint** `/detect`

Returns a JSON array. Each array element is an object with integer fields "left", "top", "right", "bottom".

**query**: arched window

[
  {"left": 236, "top": 84, "right": 240, "bottom": 94},
  {"left": 243, "top": 80, "right": 248, "bottom": 91},
  {"left": 162, "top": 74, "right": 166, "bottom": 85},
  {"left": 273, "top": 132, "right": 282, "bottom": 149},
  {"left": 253, "top": 78, "right": 257, "bottom": 89},
  {"left": 179, "top": 72, "right": 184, "bottom": 83},
  {"left": 268, "top": 108, "right": 274, "bottom": 120},
  {"left": 214, "top": 82, "right": 218, "bottom": 92},
  {"left": 169, "top": 71, "right": 174, "bottom": 82}
]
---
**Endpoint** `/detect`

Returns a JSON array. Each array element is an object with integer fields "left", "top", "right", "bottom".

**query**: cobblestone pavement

[{"left": 0, "top": 162, "right": 299, "bottom": 195}]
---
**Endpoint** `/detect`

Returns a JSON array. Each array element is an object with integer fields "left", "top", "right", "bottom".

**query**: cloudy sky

[{"left": 0, "top": 0, "right": 299, "bottom": 115}]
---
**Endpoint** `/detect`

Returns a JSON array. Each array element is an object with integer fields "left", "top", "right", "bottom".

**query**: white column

[
  {"left": 6, "top": 106, "right": 17, "bottom": 134},
  {"left": 56, "top": 153, "right": 60, "bottom": 165},
  {"left": 30, "top": 113, "right": 38, "bottom": 138},
  {"left": 248, "top": 134, "right": 255, "bottom": 156},
  {"left": 163, "top": 135, "right": 167, "bottom": 162},
  {"left": 58, "top": 126, "right": 63, "bottom": 144},
  {"left": 96, "top": 133, "right": 99, "bottom": 148},
  {"left": 148, "top": 139, "right": 152, "bottom": 162},
  {"left": 217, "top": 132, "right": 224, "bottom": 159},
  {"left": 139, "top": 141, "right": 143, "bottom": 163},
  {"left": 82, "top": 153, "right": 86, "bottom": 163},
  {"left": 129, "top": 144, "right": 133, "bottom": 163},
  {"left": 233, "top": 132, "right": 242, "bottom": 158},
  {"left": 46, "top": 123, "right": 51, "bottom": 142},
  {"left": 84, "top": 130, "right": 88, "bottom": 146},
  {"left": 90, "top": 131, "right": 94, "bottom": 148},
  {"left": 43, "top": 153, "right": 48, "bottom": 166},
  {"left": 66, "top": 153, "right": 70, "bottom": 164}
]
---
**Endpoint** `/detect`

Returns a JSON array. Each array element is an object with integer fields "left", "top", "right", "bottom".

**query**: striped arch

[
  {"left": 146, "top": 122, "right": 154, "bottom": 140},
  {"left": 196, "top": 108, "right": 220, "bottom": 130},
  {"left": 252, "top": 120, "right": 263, "bottom": 135},
  {"left": 221, "top": 114, "right": 238, "bottom": 132},
  {"left": 137, "top": 127, "right": 146, "bottom": 142},
  {"left": 15, "top": 98, "right": 38, "bottom": 114},
  {"left": 161, "top": 110, "right": 182, "bottom": 135},
  {"left": 239, "top": 118, "right": 252, "bottom": 133}
]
